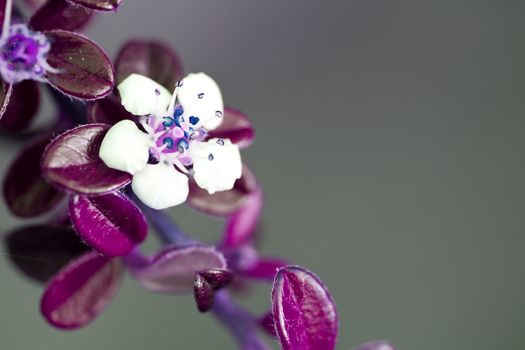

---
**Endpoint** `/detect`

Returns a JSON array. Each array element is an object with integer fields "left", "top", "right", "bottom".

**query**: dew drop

[
  {"left": 155, "top": 88, "right": 161, "bottom": 96},
  {"left": 208, "top": 153, "right": 214, "bottom": 161},
  {"left": 198, "top": 93, "right": 205, "bottom": 99},
  {"left": 176, "top": 80, "right": 184, "bottom": 87},
  {"left": 215, "top": 111, "right": 223, "bottom": 118},
  {"left": 216, "top": 139, "right": 225, "bottom": 146}
]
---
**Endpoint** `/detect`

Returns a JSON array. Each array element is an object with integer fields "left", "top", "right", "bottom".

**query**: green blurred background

[{"left": 1, "top": 0, "right": 524, "bottom": 349}]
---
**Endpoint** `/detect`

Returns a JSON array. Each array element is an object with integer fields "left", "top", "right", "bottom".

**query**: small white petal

[
  {"left": 99, "top": 120, "right": 151, "bottom": 175},
  {"left": 132, "top": 163, "right": 189, "bottom": 210},
  {"left": 118, "top": 74, "right": 172, "bottom": 116},
  {"left": 189, "top": 138, "right": 242, "bottom": 194},
  {"left": 178, "top": 73, "right": 223, "bottom": 130}
]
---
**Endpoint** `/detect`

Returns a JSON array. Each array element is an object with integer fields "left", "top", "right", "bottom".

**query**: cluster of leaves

[{"left": 0, "top": 1, "right": 397, "bottom": 350}]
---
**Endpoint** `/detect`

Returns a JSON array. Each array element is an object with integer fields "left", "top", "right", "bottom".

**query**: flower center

[
  {"left": 144, "top": 104, "right": 207, "bottom": 167},
  {"left": 0, "top": 24, "right": 52, "bottom": 83}
]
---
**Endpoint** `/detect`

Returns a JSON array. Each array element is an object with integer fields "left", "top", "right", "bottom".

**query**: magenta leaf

[
  {"left": 187, "top": 165, "right": 258, "bottom": 217},
  {"left": 68, "top": 0, "right": 122, "bottom": 11},
  {"left": 259, "top": 311, "right": 277, "bottom": 337},
  {"left": 115, "top": 40, "right": 183, "bottom": 89},
  {"left": 0, "top": 80, "right": 40, "bottom": 132},
  {"left": 272, "top": 266, "right": 338, "bottom": 350},
  {"left": 5, "top": 225, "right": 89, "bottom": 283},
  {"left": 41, "top": 251, "right": 124, "bottom": 329},
  {"left": 30, "top": 0, "right": 93, "bottom": 32},
  {"left": 129, "top": 245, "right": 227, "bottom": 294},
  {"left": 87, "top": 92, "right": 133, "bottom": 124},
  {"left": 0, "top": 78, "right": 12, "bottom": 119},
  {"left": 42, "top": 124, "right": 132, "bottom": 195},
  {"left": 242, "top": 258, "right": 288, "bottom": 281},
  {"left": 45, "top": 30, "right": 114, "bottom": 100},
  {"left": 4, "top": 135, "right": 65, "bottom": 217},
  {"left": 194, "top": 274, "right": 214, "bottom": 312},
  {"left": 69, "top": 192, "right": 147, "bottom": 257},
  {"left": 208, "top": 107, "right": 255, "bottom": 149},
  {"left": 353, "top": 341, "right": 397, "bottom": 350},
  {"left": 222, "top": 187, "right": 262, "bottom": 248}
]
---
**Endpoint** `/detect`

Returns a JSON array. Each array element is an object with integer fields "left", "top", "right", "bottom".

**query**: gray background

[{"left": 1, "top": 0, "right": 524, "bottom": 349}]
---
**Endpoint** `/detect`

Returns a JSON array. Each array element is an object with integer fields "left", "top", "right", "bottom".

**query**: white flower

[{"left": 99, "top": 73, "right": 242, "bottom": 210}]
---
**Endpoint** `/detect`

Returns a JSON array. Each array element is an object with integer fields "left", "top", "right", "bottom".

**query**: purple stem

[{"left": 137, "top": 201, "right": 271, "bottom": 350}]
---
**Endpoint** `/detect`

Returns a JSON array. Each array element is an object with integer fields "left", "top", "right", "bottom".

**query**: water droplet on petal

[
  {"left": 208, "top": 154, "right": 214, "bottom": 161},
  {"left": 198, "top": 93, "right": 205, "bottom": 99},
  {"left": 215, "top": 111, "right": 223, "bottom": 118},
  {"left": 216, "top": 139, "right": 225, "bottom": 146}
]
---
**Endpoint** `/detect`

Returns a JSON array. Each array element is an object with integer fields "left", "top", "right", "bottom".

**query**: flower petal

[
  {"left": 41, "top": 252, "right": 124, "bottom": 329},
  {"left": 178, "top": 73, "right": 223, "bottom": 130},
  {"left": 118, "top": 73, "right": 171, "bottom": 116},
  {"left": 115, "top": 40, "right": 183, "bottom": 90},
  {"left": 190, "top": 138, "right": 242, "bottom": 194},
  {"left": 353, "top": 341, "right": 397, "bottom": 350},
  {"left": 131, "top": 163, "right": 189, "bottom": 210},
  {"left": 272, "top": 266, "right": 338, "bottom": 350},
  {"left": 69, "top": 192, "right": 148, "bottom": 257},
  {"left": 4, "top": 135, "right": 65, "bottom": 217},
  {"left": 129, "top": 245, "right": 227, "bottom": 294},
  {"left": 99, "top": 120, "right": 150, "bottom": 175}
]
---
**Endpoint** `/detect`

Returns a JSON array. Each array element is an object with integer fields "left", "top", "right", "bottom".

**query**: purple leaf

[
  {"left": 0, "top": 80, "right": 40, "bottom": 132},
  {"left": 222, "top": 187, "right": 262, "bottom": 248},
  {"left": 198, "top": 268, "right": 233, "bottom": 290},
  {"left": 45, "top": 30, "right": 114, "bottom": 100},
  {"left": 259, "top": 311, "right": 277, "bottom": 337},
  {"left": 41, "top": 251, "right": 124, "bottom": 329},
  {"left": 30, "top": 0, "right": 93, "bottom": 32},
  {"left": 272, "top": 266, "right": 338, "bottom": 350},
  {"left": 129, "top": 245, "right": 227, "bottom": 294},
  {"left": 42, "top": 124, "right": 132, "bottom": 195},
  {"left": 0, "top": 0, "right": 6, "bottom": 25},
  {"left": 68, "top": 0, "right": 122, "bottom": 11},
  {"left": 115, "top": 40, "right": 183, "bottom": 90},
  {"left": 194, "top": 274, "right": 214, "bottom": 312},
  {"left": 69, "top": 192, "right": 147, "bottom": 257},
  {"left": 4, "top": 225, "right": 89, "bottom": 283},
  {"left": 208, "top": 107, "right": 255, "bottom": 149},
  {"left": 187, "top": 165, "right": 258, "bottom": 217},
  {"left": 87, "top": 92, "right": 133, "bottom": 124},
  {"left": 242, "top": 258, "right": 288, "bottom": 281},
  {"left": 21, "top": 0, "right": 48, "bottom": 9},
  {"left": 4, "top": 135, "right": 65, "bottom": 217},
  {"left": 353, "top": 341, "right": 397, "bottom": 350},
  {"left": 0, "top": 79, "right": 12, "bottom": 119}
]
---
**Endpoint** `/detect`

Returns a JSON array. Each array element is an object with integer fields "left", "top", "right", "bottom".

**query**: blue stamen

[
  {"left": 163, "top": 137, "right": 174, "bottom": 149},
  {"left": 163, "top": 117, "right": 175, "bottom": 128},
  {"left": 189, "top": 116, "right": 200, "bottom": 125},
  {"left": 173, "top": 105, "right": 184, "bottom": 118},
  {"left": 177, "top": 139, "right": 189, "bottom": 152}
]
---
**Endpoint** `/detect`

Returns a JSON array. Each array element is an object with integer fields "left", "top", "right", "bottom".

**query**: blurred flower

[{"left": 0, "top": 0, "right": 115, "bottom": 131}]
